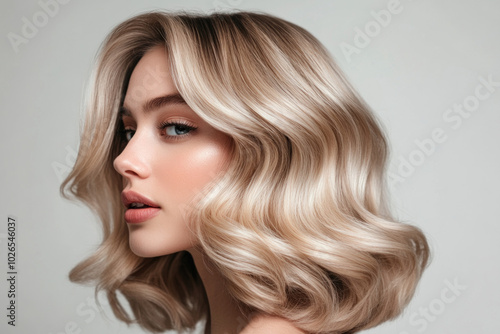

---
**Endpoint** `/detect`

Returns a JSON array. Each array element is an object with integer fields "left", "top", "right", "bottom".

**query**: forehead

[{"left": 123, "top": 45, "right": 176, "bottom": 110}]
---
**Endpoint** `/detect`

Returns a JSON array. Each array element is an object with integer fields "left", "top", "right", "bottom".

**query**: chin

[
  {"left": 128, "top": 238, "right": 162, "bottom": 258},
  {"left": 127, "top": 231, "right": 196, "bottom": 258}
]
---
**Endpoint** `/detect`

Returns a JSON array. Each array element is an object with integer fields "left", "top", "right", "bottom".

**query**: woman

[{"left": 61, "top": 10, "right": 430, "bottom": 334}]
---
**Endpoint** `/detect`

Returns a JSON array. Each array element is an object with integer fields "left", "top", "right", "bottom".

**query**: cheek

[{"left": 159, "top": 140, "right": 231, "bottom": 205}]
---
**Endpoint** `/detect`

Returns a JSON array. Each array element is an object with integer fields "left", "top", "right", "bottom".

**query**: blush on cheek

[{"left": 177, "top": 144, "right": 231, "bottom": 199}]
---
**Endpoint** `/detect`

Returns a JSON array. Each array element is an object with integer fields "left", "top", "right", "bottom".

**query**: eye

[
  {"left": 119, "top": 115, "right": 136, "bottom": 142},
  {"left": 159, "top": 121, "right": 197, "bottom": 139},
  {"left": 123, "top": 128, "right": 135, "bottom": 141}
]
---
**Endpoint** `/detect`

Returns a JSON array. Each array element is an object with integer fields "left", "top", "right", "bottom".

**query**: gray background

[{"left": 1, "top": 0, "right": 499, "bottom": 333}]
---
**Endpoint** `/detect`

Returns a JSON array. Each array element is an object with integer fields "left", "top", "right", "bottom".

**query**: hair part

[{"left": 61, "top": 10, "right": 429, "bottom": 333}]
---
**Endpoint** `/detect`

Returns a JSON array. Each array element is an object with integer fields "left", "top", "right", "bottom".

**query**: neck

[{"left": 189, "top": 249, "right": 250, "bottom": 334}]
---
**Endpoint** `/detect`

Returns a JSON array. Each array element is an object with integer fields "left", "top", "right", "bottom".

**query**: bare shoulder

[{"left": 240, "top": 314, "right": 307, "bottom": 334}]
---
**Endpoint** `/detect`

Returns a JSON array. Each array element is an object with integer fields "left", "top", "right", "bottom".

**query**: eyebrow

[{"left": 119, "top": 93, "right": 187, "bottom": 116}]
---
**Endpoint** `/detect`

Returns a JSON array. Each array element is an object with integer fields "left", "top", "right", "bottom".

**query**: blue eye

[
  {"left": 160, "top": 121, "right": 197, "bottom": 138},
  {"left": 123, "top": 129, "right": 135, "bottom": 141},
  {"left": 118, "top": 121, "right": 197, "bottom": 143}
]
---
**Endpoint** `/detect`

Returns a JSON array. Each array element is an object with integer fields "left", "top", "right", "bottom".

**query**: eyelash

[
  {"left": 120, "top": 120, "right": 197, "bottom": 142},
  {"left": 158, "top": 120, "right": 197, "bottom": 140}
]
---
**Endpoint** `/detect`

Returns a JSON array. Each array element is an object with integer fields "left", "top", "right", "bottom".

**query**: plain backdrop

[{"left": 1, "top": 0, "right": 499, "bottom": 333}]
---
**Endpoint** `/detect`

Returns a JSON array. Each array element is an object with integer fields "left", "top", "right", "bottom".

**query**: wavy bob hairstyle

[{"left": 61, "top": 10, "right": 430, "bottom": 334}]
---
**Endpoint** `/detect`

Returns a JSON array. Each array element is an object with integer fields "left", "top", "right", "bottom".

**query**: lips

[{"left": 121, "top": 191, "right": 161, "bottom": 224}]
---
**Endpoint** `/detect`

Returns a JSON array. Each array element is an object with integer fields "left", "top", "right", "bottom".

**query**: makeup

[{"left": 121, "top": 191, "right": 161, "bottom": 224}]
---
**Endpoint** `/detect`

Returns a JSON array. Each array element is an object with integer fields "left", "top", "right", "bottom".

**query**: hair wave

[{"left": 61, "top": 10, "right": 430, "bottom": 333}]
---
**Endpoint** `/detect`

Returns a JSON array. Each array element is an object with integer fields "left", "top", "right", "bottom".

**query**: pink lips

[{"left": 121, "top": 191, "right": 161, "bottom": 224}]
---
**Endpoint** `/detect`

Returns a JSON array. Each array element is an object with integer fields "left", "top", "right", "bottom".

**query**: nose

[{"left": 113, "top": 133, "right": 151, "bottom": 180}]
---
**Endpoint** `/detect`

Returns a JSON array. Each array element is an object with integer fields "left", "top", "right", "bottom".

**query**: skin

[
  {"left": 113, "top": 45, "right": 233, "bottom": 257},
  {"left": 113, "top": 45, "right": 305, "bottom": 334}
]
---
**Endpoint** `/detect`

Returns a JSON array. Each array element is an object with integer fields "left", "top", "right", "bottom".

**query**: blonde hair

[{"left": 61, "top": 10, "right": 430, "bottom": 334}]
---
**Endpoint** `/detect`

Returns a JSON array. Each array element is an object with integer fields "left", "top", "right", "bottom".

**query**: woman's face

[{"left": 113, "top": 45, "right": 233, "bottom": 257}]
